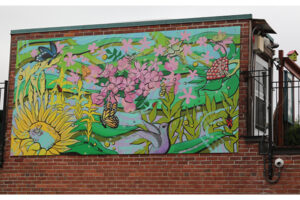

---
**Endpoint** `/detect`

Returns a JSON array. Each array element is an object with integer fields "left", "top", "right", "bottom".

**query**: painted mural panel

[{"left": 11, "top": 26, "right": 240, "bottom": 156}]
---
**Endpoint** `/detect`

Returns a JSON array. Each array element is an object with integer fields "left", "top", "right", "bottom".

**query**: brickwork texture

[{"left": 1, "top": 19, "right": 300, "bottom": 194}]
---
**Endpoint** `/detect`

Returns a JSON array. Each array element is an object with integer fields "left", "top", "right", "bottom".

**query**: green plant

[{"left": 285, "top": 123, "right": 300, "bottom": 145}]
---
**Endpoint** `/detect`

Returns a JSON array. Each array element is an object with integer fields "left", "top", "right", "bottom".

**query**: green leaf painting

[{"left": 11, "top": 25, "right": 240, "bottom": 156}]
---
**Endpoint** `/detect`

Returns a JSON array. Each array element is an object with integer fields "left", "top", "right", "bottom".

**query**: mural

[{"left": 11, "top": 26, "right": 240, "bottom": 156}]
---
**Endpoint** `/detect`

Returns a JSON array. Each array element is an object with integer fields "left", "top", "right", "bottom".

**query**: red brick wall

[{"left": 1, "top": 19, "right": 300, "bottom": 194}]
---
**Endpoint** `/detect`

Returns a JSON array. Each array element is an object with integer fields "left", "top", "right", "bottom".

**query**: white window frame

[{"left": 253, "top": 55, "right": 269, "bottom": 136}]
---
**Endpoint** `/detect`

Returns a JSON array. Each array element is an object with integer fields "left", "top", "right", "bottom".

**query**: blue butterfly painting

[{"left": 35, "top": 41, "right": 58, "bottom": 64}]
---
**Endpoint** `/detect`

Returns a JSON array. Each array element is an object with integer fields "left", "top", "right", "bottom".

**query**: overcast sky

[{"left": 0, "top": 6, "right": 300, "bottom": 83}]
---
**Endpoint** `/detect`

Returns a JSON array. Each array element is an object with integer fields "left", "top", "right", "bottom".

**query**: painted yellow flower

[
  {"left": 102, "top": 54, "right": 108, "bottom": 60},
  {"left": 11, "top": 94, "right": 78, "bottom": 156}
]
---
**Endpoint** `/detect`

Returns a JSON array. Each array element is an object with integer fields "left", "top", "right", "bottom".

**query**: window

[
  {"left": 256, "top": 97, "right": 266, "bottom": 131},
  {"left": 253, "top": 55, "right": 269, "bottom": 136},
  {"left": 283, "top": 71, "right": 294, "bottom": 124}
]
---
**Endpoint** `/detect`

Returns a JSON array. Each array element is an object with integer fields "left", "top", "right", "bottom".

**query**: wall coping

[{"left": 10, "top": 14, "right": 252, "bottom": 35}]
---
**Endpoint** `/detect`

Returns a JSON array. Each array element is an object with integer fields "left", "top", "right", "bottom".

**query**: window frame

[{"left": 253, "top": 55, "right": 269, "bottom": 136}]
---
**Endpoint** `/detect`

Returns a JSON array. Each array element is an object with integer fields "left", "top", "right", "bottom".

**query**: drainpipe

[
  {"left": 263, "top": 50, "right": 282, "bottom": 184},
  {"left": 278, "top": 50, "right": 284, "bottom": 145},
  {"left": 268, "top": 58, "right": 273, "bottom": 180},
  {"left": 248, "top": 25, "right": 258, "bottom": 136}
]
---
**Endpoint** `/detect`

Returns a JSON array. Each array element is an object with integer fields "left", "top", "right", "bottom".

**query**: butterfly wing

[
  {"left": 36, "top": 47, "right": 52, "bottom": 62},
  {"left": 82, "top": 66, "right": 91, "bottom": 78},
  {"left": 109, "top": 102, "right": 117, "bottom": 116},
  {"left": 101, "top": 102, "right": 119, "bottom": 128},
  {"left": 103, "top": 115, "right": 119, "bottom": 129},
  {"left": 49, "top": 41, "right": 58, "bottom": 57}
]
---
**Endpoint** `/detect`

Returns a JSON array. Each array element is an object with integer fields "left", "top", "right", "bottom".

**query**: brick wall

[{"left": 1, "top": 19, "right": 300, "bottom": 194}]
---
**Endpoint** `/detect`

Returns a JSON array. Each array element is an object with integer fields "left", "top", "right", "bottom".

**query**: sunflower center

[{"left": 29, "top": 122, "right": 60, "bottom": 150}]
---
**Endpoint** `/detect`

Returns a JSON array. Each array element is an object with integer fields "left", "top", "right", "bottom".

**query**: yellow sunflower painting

[
  {"left": 11, "top": 59, "right": 79, "bottom": 156},
  {"left": 11, "top": 101, "right": 78, "bottom": 156}
]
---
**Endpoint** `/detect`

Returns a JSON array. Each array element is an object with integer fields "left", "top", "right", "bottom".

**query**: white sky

[{"left": 0, "top": 4, "right": 300, "bottom": 84}]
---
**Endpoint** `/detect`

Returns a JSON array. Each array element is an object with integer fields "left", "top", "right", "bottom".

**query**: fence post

[
  {"left": 0, "top": 81, "right": 8, "bottom": 168},
  {"left": 278, "top": 50, "right": 284, "bottom": 146}
]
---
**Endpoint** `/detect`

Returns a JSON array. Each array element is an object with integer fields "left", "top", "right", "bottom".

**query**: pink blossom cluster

[
  {"left": 129, "top": 62, "right": 163, "bottom": 97},
  {"left": 91, "top": 60, "right": 163, "bottom": 112}
]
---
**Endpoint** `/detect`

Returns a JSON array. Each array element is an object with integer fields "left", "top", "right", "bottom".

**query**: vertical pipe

[
  {"left": 248, "top": 26, "right": 258, "bottom": 137},
  {"left": 278, "top": 50, "right": 284, "bottom": 146},
  {"left": 292, "top": 76, "right": 295, "bottom": 123},
  {"left": 268, "top": 59, "right": 274, "bottom": 180},
  {"left": 3, "top": 81, "right": 8, "bottom": 133}
]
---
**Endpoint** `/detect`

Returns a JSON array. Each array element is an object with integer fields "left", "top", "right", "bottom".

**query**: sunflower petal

[
  {"left": 42, "top": 106, "right": 53, "bottom": 122},
  {"left": 60, "top": 126, "right": 76, "bottom": 140},
  {"left": 24, "top": 104, "right": 36, "bottom": 124},
  {"left": 44, "top": 90, "right": 49, "bottom": 107},
  {"left": 48, "top": 148, "right": 59, "bottom": 155},
  {"left": 40, "top": 72, "right": 46, "bottom": 95},
  {"left": 20, "top": 138, "right": 33, "bottom": 148},
  {"left": 20, "top": 139, "right": 34, "bottom": 154},
  {"left": 14, "top": 118, "right": 26, "bottom": 133},
  {"left": 34, "top": 101, "right": 39, "bottom": 118},
  {"left": 28, "top": 83, "right": 34, "bottom": 104},
  {"left": 28, "top": 143, "right": 41, "bottom": 151},
  {"left": 19, "top": 110, "right": 32, "bottom": 128},
  {"left": 11, "top": 136, "right": 22, "bottom": 155},
  {"left": 52, "top": 145, "right": 70, "bottom": 153},
  {"left": 51, "top": 111, "right": 68, "bottom": 128},
  {"left": 55, "top": 116, "right": 73, "bottom": 132},
  {"left": 46, "top": 110, "right": 57, "bottom": 124},
  {"left": 56, "top": 139, "right": 78, "bottom": 146},
  {"left": 46, "top": 151, "right": 54, "bottom": 155},
  {"left": 26, "top": 150, "right": 38, "bottom": 156},
  {"left": 39, "top": 149, "right": 47, "bottom": 155},
  {"left": 12, "top": 126, "right": 29, "bottom": 139},
  {"left": 38, "top": 102, "right": 45, "bottom": 122}
]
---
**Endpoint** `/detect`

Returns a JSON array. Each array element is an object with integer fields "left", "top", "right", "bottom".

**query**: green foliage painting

[{"left": 11, "top": 26, "right": 240, "bottom": 156}]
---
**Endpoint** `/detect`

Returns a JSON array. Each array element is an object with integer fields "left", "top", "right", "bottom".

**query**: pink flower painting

[
  {"left": 122, "top": 98, "right": 136, "bottom": 113},
  {"left": 84, "top": 65, "right": 103, "bottom": 84},
  {"left": 213, "top": 37, "right": 233, "bottom": 54},
  {"left": 88, "top": 43, "right": 98, "bottom": 53},
  {"left": 154, "top": 45, "right": 166, "bottom": 57},
  {"left": 117, "top": 57, "right": 131, "bottom": 71},
  {"left": 67, "top": 70, "right": 80, "bottom": 84},
  {"left": 183, "top": 45, "right": 192, "bottom": 56},
  {"left": 188, "top": 70, "right": 198, "bottom": 80},
  {"left": 164, "top": 72, "right": 181, "bottom": 94},
  {"left": 179, "top": 88, "right": 196, "bottom": 104},
  {"left": 139, "top": 37, "right": 151, "bottom": 51},
  {"left": 31, "top": 49, "right": 38, "bottom": 58},
  {"left": 80, "top": 55, "right": 89, "bottom": 62},
  {"left": 196, "top": 37, "right": 207, "bottom": 47},
  {"left": 180, "top": 31, "right": 191, "bottom": 41},
  {"left": 121, "top": 39, "right": 133, "bottom": 53},
  {"left": 164, "top": 57, "right": 179, "bottom": 72},
  {"left": 55, "top": 41, "right": 64, "bottom": 54},
  {"left": 169, "top": 37, "right": 179, "bottom": 45},
  {"left": 64, "top": 52, "right": 77, "bottom": 66},
  {"left": 203, "top": 51, "right": 214, "bottom": 64}
]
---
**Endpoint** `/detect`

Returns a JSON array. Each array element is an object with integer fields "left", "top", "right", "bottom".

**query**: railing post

[
  {"left": 0, "top": 81, "right": 8, "bottom": 168},
  {"left": 278, "top": 50, "right": 284, "bottom": 146}
]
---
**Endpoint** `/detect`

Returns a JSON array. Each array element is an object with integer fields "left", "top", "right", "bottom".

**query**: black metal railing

[
  {"left": 0, "top": 81, "right": 8, "bottom": 168},
  {"left": 272, "top": 78, "right": 300, "bottom": 146}
]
